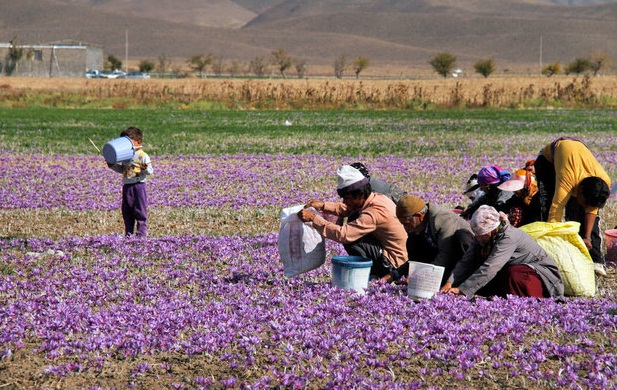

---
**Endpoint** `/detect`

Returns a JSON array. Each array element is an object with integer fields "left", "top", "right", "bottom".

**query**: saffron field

[{"left": 1, "top": 108, "right": 617, "bottom": 389}]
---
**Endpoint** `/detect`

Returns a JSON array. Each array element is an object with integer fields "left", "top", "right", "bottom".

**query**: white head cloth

[{"left": 470, "top": 205, "right": 507, "bottom": 236}]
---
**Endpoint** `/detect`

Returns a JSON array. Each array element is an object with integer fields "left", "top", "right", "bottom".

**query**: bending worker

[
  {"left": 534, "top": 137, "right": 611, "bottom": 276},
  {"left": 442, "top": 205, "right": 564, "bottom": 298},
  {"left": 297, "top": 164, "right": 408, "bottom": 282},
  {"left": 396, "top": 195, "right": 474, "bottom": 286}
]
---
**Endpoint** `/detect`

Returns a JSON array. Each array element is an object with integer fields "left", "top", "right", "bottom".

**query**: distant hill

[{"left": 1, "top": 0, "right": 616, "bottom": 76}]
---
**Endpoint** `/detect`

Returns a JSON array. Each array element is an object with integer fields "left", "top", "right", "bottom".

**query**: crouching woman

[{"left": 441, "top": 205, "right": 564, "bottom": 298}]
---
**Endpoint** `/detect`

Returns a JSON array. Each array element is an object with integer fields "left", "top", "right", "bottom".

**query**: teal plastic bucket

[
  {"left": 102, "top": 136, "right": 135, "bottom": 164},
  {"left": 331, "top": 256, "right": 373, "bottom": 294}
]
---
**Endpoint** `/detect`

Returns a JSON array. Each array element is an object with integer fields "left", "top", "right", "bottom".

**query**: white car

[
  {"left": 85, "top": 69, "right": 102, "bottom": 78},
  {"left": 119, "top": 72, "right": 151, "bottom": 79},
  {"left": 101, "top": 70, "right": 126, "bottom": 79}
]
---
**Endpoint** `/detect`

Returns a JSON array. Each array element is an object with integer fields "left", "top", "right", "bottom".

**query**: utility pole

[
  {"left": 539, "top": 34, "right": 543, "bottom": 73},
  {"left": 49, "top": 46, "right": 54, "bottom": 77},
  {"left": 125, "top": 29, "right": 128, "bottom": 73}
]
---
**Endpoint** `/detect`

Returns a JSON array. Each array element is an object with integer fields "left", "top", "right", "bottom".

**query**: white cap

[{"left": 337, "top": 165, "right": 369, "bottom": 194}]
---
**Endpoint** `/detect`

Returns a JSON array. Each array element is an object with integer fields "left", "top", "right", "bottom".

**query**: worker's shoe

[{"left": 594, "top": 263, "right": 608, "bottom": 277}]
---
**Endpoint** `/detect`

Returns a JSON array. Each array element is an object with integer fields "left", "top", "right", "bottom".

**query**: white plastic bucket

[
  {"left": 407, "top": 261, "right": 445, "bottom": 299},
  {"left": 605, "top": 229, "right": 617, "bottom": 266},
  {"left": 102, "top": 136, "right": 135, "bottom": 164},
  {"left": 331, "top": 255, "right": 373, "bottom": 294}
]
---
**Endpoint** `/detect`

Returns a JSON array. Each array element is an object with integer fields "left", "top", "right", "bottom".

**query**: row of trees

[
  {"left": 181, "top": 49, "right": 371, "bottom": 79},
  {"left": 181, "top": 50, "right": 614, "bottom": 79},
  {"left": 541, "top": 52, "right": 613, "bottom": 77},
  {"left": 428, "top": 50, "right": 613, "bottom": 79},
  {"left": 4, "top": 35, "right": 613, "bottom": 79},
  {"left": 429, "top": 52, "right": 498, "bottom": 78},
  {"left": 3, "top": 34, "right": 607, "bottom": 80},
  {"left": 2, "top": 36, "right": 614, "bottom": 79}
]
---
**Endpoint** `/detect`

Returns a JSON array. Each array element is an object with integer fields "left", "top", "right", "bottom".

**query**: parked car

[
  {"left": 101, "top": 70, "right": 127, "bottom": 79},
  {"left": 118, "top": 72, "right": 151, "bottom": 79},
  {"left": 85, "top": 69, "right": 102, "bottom": 78}
]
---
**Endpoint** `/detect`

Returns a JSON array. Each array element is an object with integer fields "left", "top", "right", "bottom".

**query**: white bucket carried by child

[
  {"left": 102, "top": 136, "right": 135, "bottom": 164},
  {"left": 331, "top": 255, "right": 373, "bottom": 294},
  {"left": 407, "top": 261, "right": 445, "bottom": 299}
]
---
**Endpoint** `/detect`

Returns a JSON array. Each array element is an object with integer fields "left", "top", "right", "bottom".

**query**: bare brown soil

[{"left": 0, "top": 206, "right": 280, "bottom": 240}]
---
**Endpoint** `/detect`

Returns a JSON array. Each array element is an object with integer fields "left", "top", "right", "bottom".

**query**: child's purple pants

[{"left": 122, "top": 182, "right": 148, "bottom": 237}]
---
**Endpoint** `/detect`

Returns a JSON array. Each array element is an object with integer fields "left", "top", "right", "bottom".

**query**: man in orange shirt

[
  {"left": 534, "top": 137, "right": 611, "bottom": 276},
  {"left": 298, "top": 165, "right": 408, "bottom": 283}
]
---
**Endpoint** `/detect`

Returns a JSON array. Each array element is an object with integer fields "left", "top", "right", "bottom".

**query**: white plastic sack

[{"left": 278, "top": 205, "right": 326, "bottom": 277}]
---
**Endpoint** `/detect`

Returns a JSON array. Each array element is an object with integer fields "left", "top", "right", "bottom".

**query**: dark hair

[
  {"left": 337, "top": 182, "right": 372, "bottom": 198},
  {"left": 121, "top": 126, "right": 143, "bottom": 143},
  {"left": 350, "top": 162, "right": 370, "bottom": 179},
  {"left": 579, "top": 176, "right": 610, "bottom": 208}
]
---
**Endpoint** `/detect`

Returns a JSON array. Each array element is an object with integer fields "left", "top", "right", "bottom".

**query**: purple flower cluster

[
  {"left": 1, "top": 235, "right": 616, "bottom": 388},
  {"left": 3, "top": 151, "right": 615, "bottom": 211},
  {"left": 2, "top": 147, "right": 617, "bottom": 387},
  {"left": 0, "top": 153, "right": 532, "bottom": 211}
]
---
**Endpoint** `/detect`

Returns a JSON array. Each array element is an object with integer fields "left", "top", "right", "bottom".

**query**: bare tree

[
  {"left": 171, "top": 64, "right": 183, "bottom": 75},
  {"left": 334, "top": 54, "right": 347, "bottom": 79},
  {"left": 249, "top": 56, "right": 267, "bottom": 77},
  {"left": 25, "top": 47, "right": 35, "bottom": 74},
  {"left": 352, "top": 56, "right": 369, "bottom": 79},
  {"left": 228, "top": 60, "right": 242, "bottom": 77},
  {"left": 588, "top": 50, "right": 613, "bottom": 76},
  {"left": 157, "top": 54, "right": 172, "bottom": 74},
  {"left": 212, "top": 55, "right": 225, "bottom": 77},
  {"left": 294, "top": 59, "right": 307, "bottom": 79},
  {"left": 271, "top": 48, "right": 292, "bottom": 78},
  {"left": 187, "top": 53, "right": 213, "bottom": 78}
]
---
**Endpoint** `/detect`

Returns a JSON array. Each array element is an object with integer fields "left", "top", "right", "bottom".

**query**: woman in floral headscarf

[
  {"left": 499, "top": 160, "right": 540, "bottom": 227},
  {"left": 460, "top": 165, "right": 514, "bottom": 219},
  {"left": 441, "top": 205, "right": 563, "bottom": 298}
]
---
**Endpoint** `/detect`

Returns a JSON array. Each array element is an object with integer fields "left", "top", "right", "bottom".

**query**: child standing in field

[{"left": 107, "top": 126, "right": 153, "bottom": 237}]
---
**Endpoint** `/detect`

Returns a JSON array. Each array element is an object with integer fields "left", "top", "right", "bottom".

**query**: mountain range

[{"left": 1, "top": 0, "right": 616, "bottom": 75}]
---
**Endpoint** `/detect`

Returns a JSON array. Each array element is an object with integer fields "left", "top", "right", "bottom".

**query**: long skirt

[{"left": 477, "top": 264, "right": 549, "bottom": 298}]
